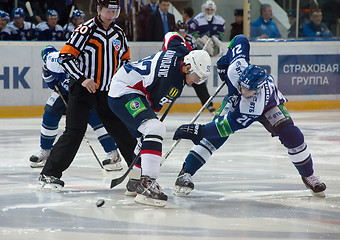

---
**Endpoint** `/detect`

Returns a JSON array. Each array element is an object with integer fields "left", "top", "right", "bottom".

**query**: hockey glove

[
  {"left": 42, "top": 66, "right": 59, "bottom": 90},
  {"left": 173, "top": 124, "right": 203, "bottom": 145}
]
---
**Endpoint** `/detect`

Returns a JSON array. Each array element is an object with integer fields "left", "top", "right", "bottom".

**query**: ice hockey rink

[{"left": 0, "top": 110, "right": 340, "bottom": 240}]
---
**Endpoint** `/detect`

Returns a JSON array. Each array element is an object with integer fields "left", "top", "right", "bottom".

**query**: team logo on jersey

[
  {"left": 58, "top": 57, "right": 63, "bottom": 64},
  {"left": 113, "top": 40, "right": 121, "bottom": 51},
  {"left": 167, "top": 87, "right": 179, "bottom": 98},
  {"left": 125, "top": 97, "right": 147, "bottom": 118}
]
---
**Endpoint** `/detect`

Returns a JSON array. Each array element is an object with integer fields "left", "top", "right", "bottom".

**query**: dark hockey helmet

[
  {"left": 96, "top": 0, "right": 120, "bottom": 18},
  {"left": 176, "top": 20, "right": 188, "bottom": 32},
  {"left": 0, "top": 10, "right": 10, "bottom": 22},
  {"left": 239, "top": 65, "right": 266, "bottom": 92},
  {"left": 71, "top": 9, "right": 86, "bottom": 19},
  {"left": 11, "top": 8, "right": 25, "bottom": 19},
  {"left": 46, "top": 9, "right": 59, "bottom": 19},
  {"left": 41, "top": 45, "right": 58, "bottom": 64}
]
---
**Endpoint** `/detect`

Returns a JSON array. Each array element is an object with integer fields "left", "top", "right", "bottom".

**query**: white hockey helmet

[
  {"left": 183, "top": 50, "right": 211, "bottom": 84},
  {"left": 202, "top": 0, "right": 216, "bottom": 21}
]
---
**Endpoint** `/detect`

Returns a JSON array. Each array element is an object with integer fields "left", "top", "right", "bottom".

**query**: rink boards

[{"left": 0, "top": 41, "right": 339, "bottom": 117}]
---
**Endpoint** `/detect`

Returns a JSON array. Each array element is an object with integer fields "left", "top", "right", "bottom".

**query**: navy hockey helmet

[
  {"left": 41, "top": 45, "right": 57, "bottom": 64},
  {"left": 11, "top": 8, "right": 25, "bottom": 19},
  {"left": 0, "top": 10, "right": 10, "bottom": 22},
  {"left": 239, "top": 65, "right": 266, "bottom": 92},
  {"left": 176, "top": 20, "right": 188, "bottom": 32},
  {"left": 71, "top": 9, "right": 86, "bottom": 19},
  {"left": 47, "top": 9, "right": 59, "bottom": 19}
]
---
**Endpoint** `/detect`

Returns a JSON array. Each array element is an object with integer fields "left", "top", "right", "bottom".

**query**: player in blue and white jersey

[
  {"left": 6, "top": 8, "right": 36, "bottom": 40},
  {"left": 30, "top": 45, "right": 123, "bottom": 171},
  {"left": 63, "top": 9, "right": 86, "bottom": 40},
  {"left": 172, "top": 35, "right": 327, "bottom": 197},
  {"left": 188, "top": 0, "right": 225, "bottom": 56},
  {"left": 0, "top": 10, "right": 11, "bottom": 40},
  {"left": 36, "top": 10, "right": 63, "bottom": 41},
  {"left": 108, "top": 49, "right": 211, "bottom": 206}
]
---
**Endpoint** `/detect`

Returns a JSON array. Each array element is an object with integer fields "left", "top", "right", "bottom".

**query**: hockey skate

[
  {"left": 29, "top": 149, "right": 51, "bottom": 168},
  {"left": 38, "top": 174, "right": 64, "bottom": 192},
  {"left": 134, "top": 175, "right": 168, "bottom": 207},
  {"left": 173, "top": 168, "right": 194, "bottom": 196},
  {"left": 125, "top": 169, "right": 141, "bottom": 196},
  {"left": 302, "top": 175, "right": 326, "bottom": 197},
  {"left": 125, "top": 178, "right": 139, "bottom": 196},
  {"left": 102, "top": 150, "right": 123, "bottom": 171}
]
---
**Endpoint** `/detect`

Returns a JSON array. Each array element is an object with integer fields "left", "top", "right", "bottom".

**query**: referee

[{"left": 39, "top": 0, "right": 137, "bottom": 189}]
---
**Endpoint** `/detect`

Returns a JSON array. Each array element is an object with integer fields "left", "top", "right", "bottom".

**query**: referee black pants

[{"left": 42, "top": 81, "right": 136, "bottom": 179}]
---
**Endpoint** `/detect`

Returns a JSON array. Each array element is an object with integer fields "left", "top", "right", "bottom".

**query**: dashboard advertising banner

[{"left": 278, "top": 54, "right": 340, "bottom": 95}]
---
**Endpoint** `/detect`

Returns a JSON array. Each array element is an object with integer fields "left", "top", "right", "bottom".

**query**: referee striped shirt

[{"left": 59, "top": 17, "right": 130, "bottom": 91}]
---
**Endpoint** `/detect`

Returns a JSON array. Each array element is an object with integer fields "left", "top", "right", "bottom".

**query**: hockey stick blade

[
  {"left": 110, "top": 100, "right": 175, "bottom": 188},
  {"left": 25, "top": 1, "right": 34, "bottom": 17}
]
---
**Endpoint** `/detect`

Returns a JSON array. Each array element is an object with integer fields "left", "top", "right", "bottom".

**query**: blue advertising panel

[{"left": 278, "top": 55, "right": 340, "bottom": 95}]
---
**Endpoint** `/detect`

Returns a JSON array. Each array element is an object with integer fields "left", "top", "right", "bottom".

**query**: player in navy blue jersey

[
  {"left": 163, "top": 20, "right": 216, "bottom": 113},
  {"left": 30, "top": 45, "right": 123, "bottom": 171},
  {"left": 108, "top": 49, "right": 212, "bottom": 206},
  {"left": 7, "top": 8, "right": 36, "bottom": 40},
  {"left": 0, "top": 10, "right": 11, "bottom": 40},
  {"left": 172, "top": 35, "right": 326, "bottom": 198},
  {"left": 36, "top": 10, "right": 63, "bottom": 40}
]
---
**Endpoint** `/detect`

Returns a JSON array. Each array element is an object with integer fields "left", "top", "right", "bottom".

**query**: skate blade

[
  {"left": 134, "top": 194, "right": 166, "bottom": 207},
  {"left": 103, "top": 163, "right": 123, "bottom": 171},
  {"left": 30, "top": 161, "right": 46, "bottom": 168},
  {"left": 124, "top": 190, "right": 137, "bottom": 197},
  {"left": 173, "top": 186, "right": 193, "bottom": 196},
  {"left": 311, "top": 190, "right": 326, "bottom": 198},
  {"left": 38, "top": 182, "right": 63, "bottom": 192}
]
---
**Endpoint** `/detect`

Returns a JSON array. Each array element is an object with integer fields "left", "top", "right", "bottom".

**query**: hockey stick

[
  {"left": 202, "top": 37, "right": 212, "bottom": 52},
  {"left": 62, "top": 5, "right": 75, "bottom": 39},
  {"left": 110, "top": 99, "right": 176, "bottom": 188},
  {"left": 25, "top": 1, "right": 34, "bottom": 39},
  {"left": 55, "top": 85, "right": 105, "bottom": 170},
  {"left": 161, "top": 81, "right": 226, "bottom": 164}
]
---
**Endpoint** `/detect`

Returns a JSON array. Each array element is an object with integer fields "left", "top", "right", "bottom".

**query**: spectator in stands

[
  {"left": 229, "top": 9, "right": 243, "bottom": 40},
  {"left": 7, "top": 7, "right": 36, "bottom": 40},
  {"left": 36, "top": 9, "right": 64, "bottom": 41},
  {"left": 63, "top": 9, "right": 85, "bottom": 40},
  {"left": 137, "top": 0, "right": 158, "bottom": 41},
  {"left": 250, "top": 4, "right": 281, "bottom": 39},
  {"left": 0, "top": 10, "right": 11, "bottom": 40},
  {"left": 302, "top": 10, "right": 333, "bottom": 38},
  {"left": 146, "top": 0, "right": 175, "bottom": 41},
  {"left": 188, "top": 0, "right": 225, "bottom": 57},
  {"left": 287, "top": 10, "right": 302, "bottom": 38}
]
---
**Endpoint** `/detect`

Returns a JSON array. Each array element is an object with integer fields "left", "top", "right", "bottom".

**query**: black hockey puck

[{"left": 96, "top": 199, "right": 105, "bottom": 207}]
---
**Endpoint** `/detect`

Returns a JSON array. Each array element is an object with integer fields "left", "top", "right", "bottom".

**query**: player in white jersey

[
  {"left": 108, "top": 49, "right": 211, "bottom": 206},
  {"left": 172, "top": 35, "right": 326, "bottom": 198}
]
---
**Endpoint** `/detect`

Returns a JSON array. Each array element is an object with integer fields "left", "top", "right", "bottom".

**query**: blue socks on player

[{"left": 278, "top": 124, "right": 313, "bottom": 177}]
